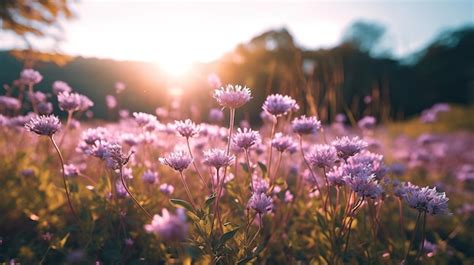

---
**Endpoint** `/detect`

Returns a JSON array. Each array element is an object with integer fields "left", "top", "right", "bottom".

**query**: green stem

[
  {"left": 119, "top": 165, "right": 153, "bottom": 219},
  {"left": 50, "top": 136, "right": 79, "bottom": 222}
]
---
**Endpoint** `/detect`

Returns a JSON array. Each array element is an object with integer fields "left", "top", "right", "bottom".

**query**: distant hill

[{"left": 1, "top": 26, "right": 473, "bottom": 122}]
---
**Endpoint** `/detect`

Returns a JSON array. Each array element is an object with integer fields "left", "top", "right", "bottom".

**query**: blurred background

[{"left": 1, "top": 0, "right": 473, "bottom": 124}]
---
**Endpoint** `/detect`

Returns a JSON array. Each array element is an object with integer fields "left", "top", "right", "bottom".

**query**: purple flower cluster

[
  {"left": 52, "top": 81, "right": 72, "bottom": 95},
  {"left": 174, "top": 119, "right": 200, "bottom": 138},
  {"left": 248, "top": 193, "right": 273, "bottom": 215},
  {"left": 58, "top": 92, "right": 82, "bottom": 112},
  {"left": 20, "top": 69, "right": 43, "bottom": 85},
  {"left": 232, "top": 128, "right": 260, "bottom": 150},
  {"left": 403, "top": 185, "right": 450, "bottom": 215},
  {"left": 145, "top": 208, "right": 188, "bottom": 241},
  {"left": 159, "top": 150, "right": 192, "bottom": 172},
  {"left": 203, "top": 149, "right": 235, "bottom": 170},
  {"left": 262, "top": 94, "right": 298, "bottom": 117},
  {"left": 331, "top": 136, "right": 368, "bottom": 160},
  {"left": 25, "top": 115, "right": 61, "bottom": 136},
  {"left": 213, "top": 84, "right": 252, "bottom": 109},
  {"left": 292, "top": 115, "right": 321, "bottom": 135},
  {"left": 271, "top": 133, "right": 296, "bottom": 153},
  {"left": 306, "top": 144, "right": 338, "bottom": 168}
]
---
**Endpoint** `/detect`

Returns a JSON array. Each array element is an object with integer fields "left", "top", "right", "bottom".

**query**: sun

[{"left": 158, "top": 55, "right": 193, "bottom": 77}]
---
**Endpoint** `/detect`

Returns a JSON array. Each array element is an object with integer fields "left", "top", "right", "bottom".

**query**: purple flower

[
  {"left": 358, "top": 116, "right": 376, "bottom": 130},
  {"left": 142, "top": 170, "right": 159, "bottom": 184},
  {"left": 115, "top": 82, "right": 126, "bottom": 94},
  {"left": 145, "top": 208, "right": 188, "bottom": 242},
  {"left": 248, "top": 193, "right": 273, "bottom": 215},
  {"left": 403, "top": 186, "right": 450, "bottom": 215},
  {"left": 344, "top": 174, "right": 383, "bottom": 199},
  {"left": 25, "top": 115, "right": 61, "bottom": 136},
  {"left": 208, "top": 108, "right": 224, "bottom": 122},
  {"left": 232, "top": 128, "right": 260, "bottom": 150},
  {"left": 37, "top": 102, "right": 53, "bottom": 115},
  {"left": 78, "top": 95, "right": 94, "bottom": 112},
  {"left": 120, "top": 133, "right": 140, "bottom": 147},
  {"left": 174, "top": 119, "right": 200, "bottom": 138},
  {"left": 133, "top": 112, "right": 157, "bottom": 127},
  {"left": 0, "top": 96, "right": 21, "bottom": 111},
  {"left": 252, "top": 175, "right": 269, "bottom": 194},
  {"left": 203, "top": 148, "right": 235, "bottom": 169},
  {"left": 52, "top": 81, "right": 72, "bottom": 95},
  {"left": 331, "top": 136, "right": 368, "bottom": 160},
  {"left": 393, "top": 181, "right": 418, "bottom": 198},
  {"left": 159, "top": 150, "right": 192, "bottom": 172},
  {"left": 262, "top": 94, "right": 297, "bottom": 116},
  {"left": 348, "top": 151, "right": 387, "bottom": 180},
  {"left": 64, "top": 164, "right": 80, "bottom": 178},
  {"left": 105, "top": 95, "right": 117, "bottom": 109},
  {"left": 271, "top": 133, "right": 296, "bottom": 153},
  {"left": 58, "top": 92, "right": 82, "bottom": 112},
  {"left": 159, "top": 183, "right": 174, "bottom": 195},
  {"left": 213, "top": 84, "right": 252, "bottom": 109},
  {"left": 326, "top": 166, "right": 346, "bottom": 186},
  {"left": 20, "top": 69, "right": 43, "bottom": 85},
  {"left": 292, "top": 115, "right": 321, "bottom": 135},
  {"left": 456, "top": 164, "right": 474, "bottom": 182},
  {"left": 284, "top": 190, "right": 294, "bottom": 202},
  {"left": 306, "top": 144, "right": 338, "bottom": 168}
]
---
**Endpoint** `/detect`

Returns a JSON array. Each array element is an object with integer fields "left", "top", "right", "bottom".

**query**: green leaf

[
  {"left": 217, "top": 227, "right": 239, "bottom": 248},
  {"left": 204, "top": 193, "right": 216, "bottom": 209},
  {"left": 240, "top": 162, "right": 249, "bottom": 173},
  {"left": 170, "top": 199, "right": 194, "bottom": 213},
  {"left": 257, "top": 162, "right": 267, "bottom": 175}
]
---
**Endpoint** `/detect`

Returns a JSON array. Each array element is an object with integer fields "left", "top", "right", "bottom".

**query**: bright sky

[{"left": 1, "top": 0, "right": 473, "bottom": 74}]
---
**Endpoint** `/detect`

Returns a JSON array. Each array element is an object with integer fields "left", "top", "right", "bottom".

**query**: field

[{"left": 0, "top": 70, "right": 473, "bottom": 264}]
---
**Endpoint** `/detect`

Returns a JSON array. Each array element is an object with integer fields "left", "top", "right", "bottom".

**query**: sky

[{"left": 1, "top": 0, "right": 473, "bottom": 74}]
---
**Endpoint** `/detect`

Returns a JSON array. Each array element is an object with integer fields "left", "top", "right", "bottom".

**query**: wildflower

[
  {"left": 260, "top": 110, "right": 277, "bottom": 124},
  {"left": 271, "top": 133, "right": 296, "bottom": 153},
  {"left": 106, "top": 95, "right": 117, "bottom": 109},
  {"left": 115, "top": 82, "right": 126, "bottom": 94},
  {"left": 248, "top": 193, "right": 273, "bottom": 215},
  {"left": 326, "top": 166, "right": 346, "bottom": 186},
  {"left": 120, "top": 133, "right": 140, "bottom": 147},
  {"left": 133, "top": 112, "right": 157, "bottom": 127},
  {"left": 37, "top": 102, "right": 53, "bottom": 115},
  {"left": 30, "top": 91, "right": 47, "bottom": 104},
  {"left": 262, "top": 94, "right": 297, "bottom": 116},
  {"left": 159, "top": 150, "right": 192, "bottom": 172},
  {"left": 52, "top": 81, "right": 72, "bottom": 95},
  {"left": 20, "top": 69, "right": 42, "bottom": 85},
  {"left": 203, "top": 148, "right": 234, "bottom": 170},
  {"left": 403, "top": 186, "right": 450, "bottom": 215},
  {"left": 174, "top": 119, "right": 200, "bottom": 138},
  {"left": 335, "top": 113, "right": 346, "bottom": 123},
  {"left": 20, "top": 169, "right": 35, "bottom": 178},
  {"left": 292, "top": 115, "right": 321, "bottom": 135},
  {"left": 0, "top": 96, "right": 21, "bottom": 112},
  {"left": 58, "top": 92, "right": 82, "bottom": 112},
  {"left": 306, "top": 144, "right": 338, "bottom": 168},
  {"left": 208, "top": 108, "right": 224, "bottom": 122},
  {"left": 145, "top": 208, "right": 188, "bottom": 241},
  {"left": 348, "top": 151, "right": 388, "bottom": 180},
  {"left": 159, "top": 183, "right": 174, "bottom": 195},
  {"left": 344, "top": 174, "right": 383, "bottom": 199},
  {"left": 25, "top": 115, "right": 61, "bottom": 136},
  {"left": 232, "top": 128, "right": 261, "bottom": 150},
  {"left": 213, "top": 84, "right": 252, "bottom": 109},
  {"left": 142, "top": 170, "right": 159, "bottom": 184},
  {"left": 358, "top": 116, "right": 376, "bottom": 130},
  {"left": 252, "top": 175, "right": 269, "bottom": 194},
  {"left": 78, "top": 95, "right": 94, "bottom": 112},
  {"left": 284, "top": 190, "right": 294, "bottom": 202},
  {"left": 456, "top": 164, "right": 474, "bottom": 182},
  {"left": 80, "top": 127, "right": 109, "bottom": 145},
  {"left": 331, "top": 136, "right": 368, "bottom": 160},
  {"left": 393, "top": 181, "right": 418, "bottom": 198},
  {"left": 64, "top": 164, "right": 80, "bottom": 178}
]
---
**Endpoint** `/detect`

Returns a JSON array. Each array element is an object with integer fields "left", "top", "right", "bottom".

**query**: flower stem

[
  {"left": 119, "top": 165, "right": 153, "bottom": 219},
  {"left": 404, "top": 211, "right": 421, "bottom": 262},
  {"left": 267, "top": 119, "right": 277, "bottom": 180},
  {"left": 49, "top": 136, "right": 79, "bottom": 222},
  {"left": 186, "top": 137, "right": 208, "bottom": 190},
  {"left": 179, "top": 171, "right": 197, "bottom": 210},
  {"left": 299, "top": 136, "right": 322, "bottom": 195}
]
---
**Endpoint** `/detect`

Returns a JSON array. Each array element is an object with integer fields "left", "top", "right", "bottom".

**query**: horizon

[{"left": 0, "top": 0, "right": 472, "bottom": 75}]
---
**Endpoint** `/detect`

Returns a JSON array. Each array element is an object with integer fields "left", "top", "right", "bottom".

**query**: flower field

[{"left": 0, "top": 69, "right": 473, "bottom": 264}]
